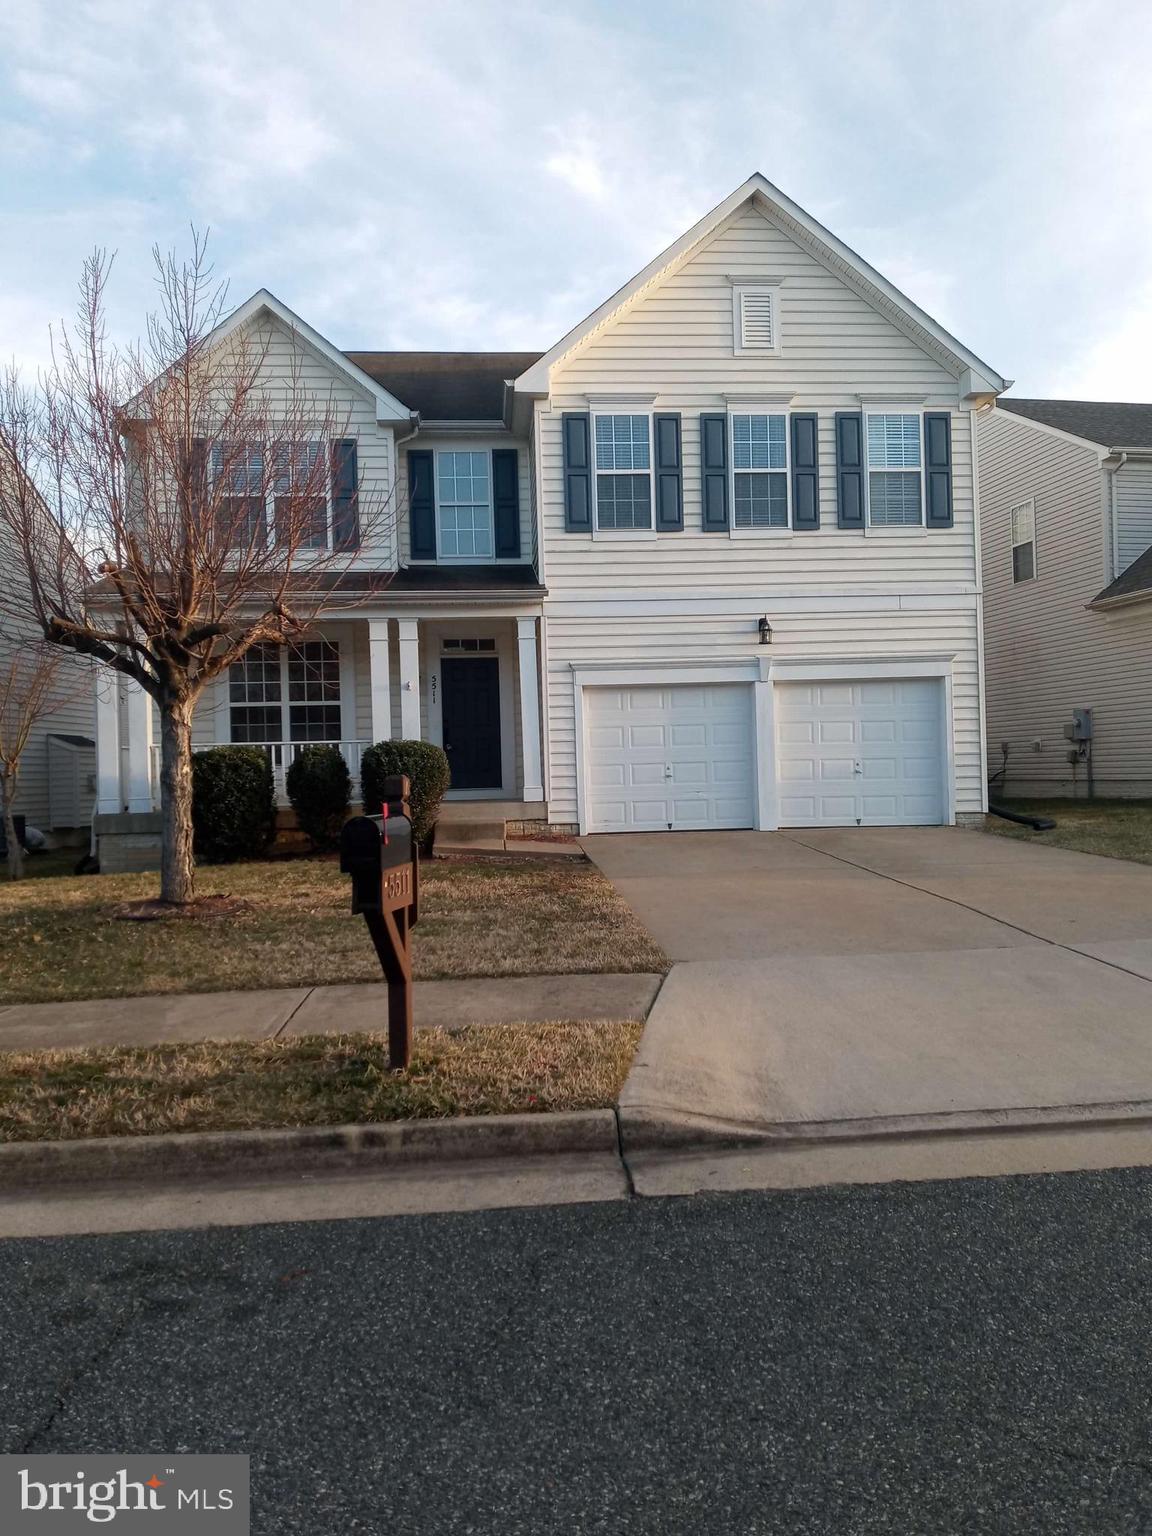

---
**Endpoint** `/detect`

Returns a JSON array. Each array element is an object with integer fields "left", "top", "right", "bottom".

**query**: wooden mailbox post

[{"left": 339, "top": 773, "right": 420, "bottom": 1069}]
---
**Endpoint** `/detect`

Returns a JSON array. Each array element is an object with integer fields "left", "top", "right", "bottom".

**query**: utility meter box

[{"left": 1063, "top": 708, "right": 1093, "bottom": 742}]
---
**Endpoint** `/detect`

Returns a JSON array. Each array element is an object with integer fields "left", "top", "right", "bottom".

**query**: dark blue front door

[{"left": 441, "top": 656, "right": 502, "bottom": 790}]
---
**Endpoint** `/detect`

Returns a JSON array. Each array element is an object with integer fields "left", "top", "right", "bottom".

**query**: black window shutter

[
  {"left": 562, "top": 413, "right": 592, "bottom": 531},
  {"left": 835, "top": 412, "right": 865, "bottom": 529},
  {"left": 188, "top": 437, "right": 207, "bottom": 525},
  {"left": 492, "top": 448, "right": 521, "bottom": 558},
  {"left": 408, "top": 449, "right": 436, "bottom": 560},
  {"left": 654, "top": 413, "right": 683, "bottom": 531},
  {"left": 700, "top": 413, "right": 729, "bottom": 530},
  {"left": 924, "top": 412, "right": 954, "bottom": 528},
  {"left": 790, "top": 413, "right": 820, "bottom": 530},
  {"left": 330, "top": 439, "right": 359, "bottom": 549}
]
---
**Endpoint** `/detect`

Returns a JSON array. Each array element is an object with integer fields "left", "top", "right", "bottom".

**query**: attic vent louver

[{"left": 734, "top": 286, "right": 779, "bottom": 353}]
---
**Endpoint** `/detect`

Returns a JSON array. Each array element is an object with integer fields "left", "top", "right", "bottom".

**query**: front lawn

[
  {"left": 986, "top": 798, "right": 1152, "bottom": 866},
  {"left": 0, "top": 1020, "right": 643, "bottom": 1140},
  {"left": 0, "top": 855, "right": 667, "bottom": 1005}
]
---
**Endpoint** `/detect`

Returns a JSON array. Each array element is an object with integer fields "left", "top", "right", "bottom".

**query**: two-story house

[
  {"left": 978, "top": 398, "right": 1152, "bottom": 798},
  {"left": 93, "top": 173, "right": 1006, "bottom": 858}
]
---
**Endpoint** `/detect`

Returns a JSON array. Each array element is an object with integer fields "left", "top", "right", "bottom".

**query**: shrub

[
  {"left": 191, "top": 746, "right": 277, "bottom": 863},
  {"left": 360, "top": 739, "right": 451, "bottom": 850},
  {"left": 286, "top": 745, "right": 351, "bottom": 850}
]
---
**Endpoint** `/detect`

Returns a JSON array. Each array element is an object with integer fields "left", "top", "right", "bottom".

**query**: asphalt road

[{"left": 4, "top": 1169, "right": 1152, "bottom": 1534}]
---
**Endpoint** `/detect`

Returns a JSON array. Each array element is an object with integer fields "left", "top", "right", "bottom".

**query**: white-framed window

[
  {"left": 593, "top": 412, "right": 653, "bottom": 531},
  {"left": 211, "top": 439, "right": 331, "bottom": 549},
  {"left": 442, "top": 637, "right": 496, "bottom": 653},
  {"left": 1011, "top": 498, "right": 1037, "bottom": 583},
  {"left": 436, "top": 450, "right": 494, "bottom": 560},
  {"left": 732, "top": 286, "right": 780, "bottom": 354},
  {"left": 731, "top": 412, "right": 790, "bottom": 529},
  {"left": 865, "top": 412, "right": 923, "bottom": 527},
  {"left": 229, "top": 639, "right": 342, "bottom": 743}
]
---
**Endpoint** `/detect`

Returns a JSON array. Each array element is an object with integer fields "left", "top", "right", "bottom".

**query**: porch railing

[{"left": 143, "top": 741, "right": 369, "bottom": 809}]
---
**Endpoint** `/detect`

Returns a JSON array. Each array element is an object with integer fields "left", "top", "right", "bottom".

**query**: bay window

[
  {"left": 593, "top": 413, "right": 652, "bottom": 530},
  {"left": 865, "top": 413, "right": 923, "bottom": 526}
]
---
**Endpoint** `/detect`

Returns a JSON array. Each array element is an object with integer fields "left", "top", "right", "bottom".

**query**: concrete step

[{"left": 437, "top": 820, "right": 507, "bottom": 844}]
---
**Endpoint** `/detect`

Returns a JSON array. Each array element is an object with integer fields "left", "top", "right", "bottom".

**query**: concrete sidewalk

[{"left": 0, "top": 972, "right": 664, "bottom": 1051}]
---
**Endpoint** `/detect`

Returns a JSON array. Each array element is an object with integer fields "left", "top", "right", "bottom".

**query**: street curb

[
  {"left": 0, "top": 1109, "right": 619, "bottom": 1190},
  {"left": 617, "top": 1100, "right": 1152, "bottom": 1153}
]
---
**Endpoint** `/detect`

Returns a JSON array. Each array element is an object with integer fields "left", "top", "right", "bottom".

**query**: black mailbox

[{"left": 338, "top": 775, "right": 419, "bottom": 1068}]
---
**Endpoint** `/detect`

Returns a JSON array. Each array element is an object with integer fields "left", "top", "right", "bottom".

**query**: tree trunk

[
  {"left": 0, "top": 768, "right": 22, "bottom": 881},
  {"left": 159, "top": 694, "right": 196, "bottom": 904}
]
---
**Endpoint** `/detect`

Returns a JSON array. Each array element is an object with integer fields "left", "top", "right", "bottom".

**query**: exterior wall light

[{"left": 758, "top": 616, "right": 772, "bottom": 645}]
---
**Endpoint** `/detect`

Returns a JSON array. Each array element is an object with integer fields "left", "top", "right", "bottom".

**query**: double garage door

[{"left": 584, "top": 679, "right": 946, "bottom": 832}]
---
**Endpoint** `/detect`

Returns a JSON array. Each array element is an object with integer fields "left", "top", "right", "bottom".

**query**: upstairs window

[
  {"left": 211, "top": 441, "right": 267, "bottom": 547},
  {"left": 865, "top": 413, "right": 923, "bottom": 526},
  {"left": 436, "top": 451, "right": 493, "bottom": 559},
  {"left": 732, "top": 286, "right": 779, "bottom": 353},
  {"left": 1011, "top": 499, "right": 1036, "bottom": 582},
  {"left": 594, "top": 413, "right": 652, "bottom": 530},
  {"left": 274, "top": 440, "right": 327, "bottom": 549},
  {"left": 731, "top": 413, "right": 789, "bottom": 528},
  {"left": 212, "top": 438, "right": 333, "bottom": 549}
]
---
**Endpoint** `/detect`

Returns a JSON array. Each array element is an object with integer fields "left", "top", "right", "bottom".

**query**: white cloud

[{"left": 1050, "top": 281, "right": 1152, "bottom": 401}]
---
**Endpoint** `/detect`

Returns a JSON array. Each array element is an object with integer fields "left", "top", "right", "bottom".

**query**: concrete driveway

[{"left": 584, "top": 828, "right": 1152, "bottom": 1146}]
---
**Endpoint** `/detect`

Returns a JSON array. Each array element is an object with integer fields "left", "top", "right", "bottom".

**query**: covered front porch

[{"left": 94, "top": 609, "right": 546, "bottom": 818}]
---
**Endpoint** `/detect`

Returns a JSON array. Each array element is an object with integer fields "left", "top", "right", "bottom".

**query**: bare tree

[
  {"left": 0, "top": 238, "right": 398, "bottom": 905},
  {"left": 0, "top": 638, "right": 87, "bottom": 879}
]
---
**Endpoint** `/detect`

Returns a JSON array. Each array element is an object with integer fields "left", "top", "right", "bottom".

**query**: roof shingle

[
  {"left": 344, "top": 351, "right": 543, "bottom": 422},
  {"left": 1092, "top": 544, "right": 1152, "bottom": 607},
  {"left": 999, "top": 397, "right": 1152, "bottom": 448}
]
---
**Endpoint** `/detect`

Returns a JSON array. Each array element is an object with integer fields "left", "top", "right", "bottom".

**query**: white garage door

[
  {"left": 776, "top": 679, "right": 946, "bottom": 827},
  {"left": 584, "top": 684, "right": 756, "bottom": 833}
]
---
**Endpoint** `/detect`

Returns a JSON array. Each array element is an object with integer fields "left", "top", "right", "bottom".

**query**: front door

[{"left": 441, "top": 656, "right": 502, "bottom": 790}]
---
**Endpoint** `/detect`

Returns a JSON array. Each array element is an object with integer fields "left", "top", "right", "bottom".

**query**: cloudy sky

[{"left": 2, "top": 0, "right": 1150, "bottom": 399}]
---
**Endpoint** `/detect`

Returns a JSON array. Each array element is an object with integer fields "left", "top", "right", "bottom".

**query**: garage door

[
  {"left": 584, "top": 684, "right": 756, "bottom": 832},
  {"left": 775, "top": 679, "right": 946, "bottom": 826}
]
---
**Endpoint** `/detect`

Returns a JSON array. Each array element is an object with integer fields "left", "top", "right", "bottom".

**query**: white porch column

[
  {"left": 367, "top": 620, "right": 392, "bottom": 742},
  {"left": 94, "top": 669, "right": 122, "bottom": 814},
  {"left": 397, "top": 618, "right": 421, "bottom": 739},
  {"left": 516, "top": 617, "right": 544, "bottom": 802},
  {"left": 124, "top": 677, "right": 155, "bottom": 813}
]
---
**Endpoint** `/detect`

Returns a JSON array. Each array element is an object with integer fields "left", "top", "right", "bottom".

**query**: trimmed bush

[
  {"left": 286, "top": 745, "right": 351, "bottom": 850},
  {"left": 360, "top": 739, "right": 451, "bottom": 850},
  {"left": 192, "top": 746, "right": 277, "bottom": 863}
]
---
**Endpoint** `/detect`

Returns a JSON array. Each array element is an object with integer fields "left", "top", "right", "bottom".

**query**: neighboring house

[
  {"left": 94, "top": 172, "right": 1007, "bottom": 844},
  {"left": 0, "top": 624, "right": 95, "bottom": 842},
  {"left": 978, "top": 398, "right": 1152, "bottom": 798}
]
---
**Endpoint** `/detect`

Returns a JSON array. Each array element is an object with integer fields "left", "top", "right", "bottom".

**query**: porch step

[
  {"left": 438, "top": 800, "right": 536, "bottom": 824},
  {"left": 438, "top": 820, "right": 508, "bottom": 844}
]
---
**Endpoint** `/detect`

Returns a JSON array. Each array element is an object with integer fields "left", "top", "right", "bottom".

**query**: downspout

[
  {"left": 1105, "top": 451, "right": 1127, "bottom": 580},
  {"left": 393, "top": 412, "right": 421, "bottom": 570}
]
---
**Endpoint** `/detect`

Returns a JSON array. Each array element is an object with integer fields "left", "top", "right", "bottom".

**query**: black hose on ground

[{"left": 988, "top": 804, "right": 1057, "bottom": 832}]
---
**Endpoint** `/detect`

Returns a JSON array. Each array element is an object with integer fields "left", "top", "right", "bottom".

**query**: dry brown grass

[
  {"left": 986, "top": 799, "right": 1152, "bottom": 866},
  {"left": 0, "top": 1020, "right": 644, "bottom": 1141},
  {"left": 0, "top": 854, "right": 667, "bottom": 1006}
]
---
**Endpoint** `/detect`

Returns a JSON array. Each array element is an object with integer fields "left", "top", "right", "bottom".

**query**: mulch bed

[{"left": 111, "top": 894, "right": 254, "bottom": 923}]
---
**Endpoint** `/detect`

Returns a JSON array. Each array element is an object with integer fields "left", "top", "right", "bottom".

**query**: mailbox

[{"left": 338, "top": 775, "right": 419, "bottom": 1069}]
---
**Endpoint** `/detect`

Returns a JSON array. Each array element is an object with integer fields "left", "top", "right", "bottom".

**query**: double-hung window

[
  {"left": 731, "top": 412, "right": 789, "bottom": 528},
  {"left": 865, "top": 413, "right": 923, "bottom": 526},
  {"left": 593, "top": 414, "right": 652, "bottom": 531},
  {"left": 228, "top": 639, "right": 342, "bottom": 743},
  {"left": 1011, "top": 499, "right": 1036, "bottom": 582},
  {"left": 211, "top": 441, "right": 266, "bottom": 548},
  {"left": 274, "top": 439, "right": 327, "bottom": 549},
  {"left": 436, "top": 451, "right": 494, "bottom": 559}
]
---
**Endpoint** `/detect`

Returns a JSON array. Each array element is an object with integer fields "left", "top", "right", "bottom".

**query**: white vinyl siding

[
  {"left": 979, "top": 407, "right": 1152, "bottom": 796},
  {"left": 1113, "top": 460, "right": 1152, "bottom": 575},
  {"left": 539, "top": 200, "right": 980, "bottom": 826}
]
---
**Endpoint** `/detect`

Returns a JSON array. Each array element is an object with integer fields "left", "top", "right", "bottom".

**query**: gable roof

[
  {"left": 1091, "top": 543, "right": 1152, "bottom": 609},
  {"left": 202, "top": 290, "right": 413, "bottom": 423},
  {"left": 346, "top": 352, "right": 542, "bottom": 422},
  {"left": 514, "top": 172, "right": 1007, "bottom": 398},
  {"left": 999, "top": 397, "right": 1152, "bottom": 450}
]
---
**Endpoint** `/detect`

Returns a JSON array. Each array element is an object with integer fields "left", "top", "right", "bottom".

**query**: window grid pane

[
  {"left": 437, "top": 451, "right": 493, "bottom": 558},
  {"left": 287, "top": 641, "right": 340, "bottom": 702},
  {"left": 596, "top": 473, "right": 652, "bottom": 530},
  {"left": 867, "top": 414, "right": 921, "bottom": 469},
  {"left": 732, "top": 414, "right": 786, "bottom": 470},
  {"left": 1012, "top": 543, "right": 1036, "bottom": 583},
  {"left": 212, "top": 442, "right": 264, "bottom": 496},
  {"left": 869, "top": 471, "right": 922, "bottom": 526},
  {"left": 594, "top": 415, "right": 650, "bottom": 471},
  {"left": 734, "top": 472, "right": 788, "bottom": 529}
]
